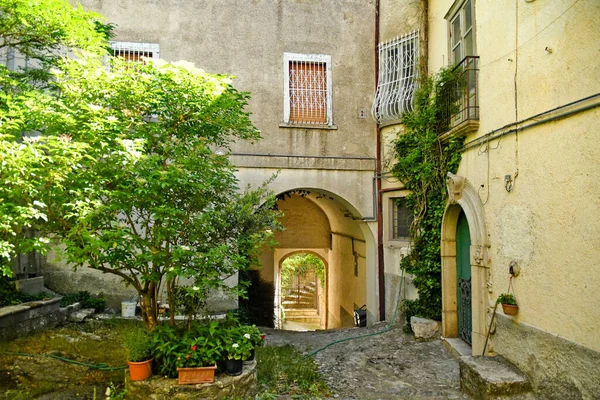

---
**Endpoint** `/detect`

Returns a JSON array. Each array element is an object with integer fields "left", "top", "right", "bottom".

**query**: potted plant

[
  {"left": 239, "top": 324, "right": 263, "bottom": 361},
  {"left": 497, "top": 293, "right": 518, "bottom": 315},
  {"left": 174, "top": 321, "right": 225, "bottom": 384},
  {"left": 224, "top": 335, "right": 252, "bottom": 376},
  {"left": 123, "top": 327, "right": 153, "bottom": 381}
]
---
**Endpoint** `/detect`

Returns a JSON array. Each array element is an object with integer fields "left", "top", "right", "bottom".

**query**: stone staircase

[{"left": 282, "top": 282, "right": 320, "bottom": 326}]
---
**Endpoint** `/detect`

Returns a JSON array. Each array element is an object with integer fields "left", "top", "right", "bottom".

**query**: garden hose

[
  {"left": 2, "top": 351, "right": 128, "bottom": 371},
  {"left": 307, "top": 264, "right": 406, "bottom": 357}
]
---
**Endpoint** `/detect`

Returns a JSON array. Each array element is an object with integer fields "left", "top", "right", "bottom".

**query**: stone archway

[
  {"left": 255, "top": 189, "right": 376, "bottom": 329},
  {"left": 441, "top": 173, "right": 490, "bottom": 355}
]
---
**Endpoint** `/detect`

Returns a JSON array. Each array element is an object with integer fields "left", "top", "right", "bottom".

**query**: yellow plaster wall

[
  {"left": 327, "top": 235, "right": 367, "bottom": 328},
  {"left": 429, "top": 0, "right": 600, "bottom": 351}
]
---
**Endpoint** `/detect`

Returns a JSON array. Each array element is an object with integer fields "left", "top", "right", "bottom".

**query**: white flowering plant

[{"left": 225, "top": 337, "right": 253, "bottom": 360}]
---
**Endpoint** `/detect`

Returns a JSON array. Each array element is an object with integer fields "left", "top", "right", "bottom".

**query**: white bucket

[{"left": 121, "top": 301, "right": 136, "bottom": 317}]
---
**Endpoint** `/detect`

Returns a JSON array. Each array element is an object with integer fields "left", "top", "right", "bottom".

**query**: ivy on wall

[{"left": 391, "top": 68, "right": 464, "bottom": 321}]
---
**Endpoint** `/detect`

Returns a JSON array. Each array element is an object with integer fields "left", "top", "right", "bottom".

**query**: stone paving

[{"left": 263, "top": 323, "right": 469, "bottom": 400}]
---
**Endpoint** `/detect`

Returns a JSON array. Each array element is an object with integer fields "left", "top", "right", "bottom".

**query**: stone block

[
  {"left": 410, "top": 316, "right": 441, "bottom": 341},
  {"left": 459, "top": 356, "right": 532, "bottom": 399},
  {"left": 15, "top": 276, "right": 45, "bottom": 295},
  {"left": 67, "top": 308, "right": 96, "bottom": 322}
]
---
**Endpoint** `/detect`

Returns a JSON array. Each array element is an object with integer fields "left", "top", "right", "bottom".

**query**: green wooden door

[{"left": 456, "top": 210, "right": 472, "bottom": 345}]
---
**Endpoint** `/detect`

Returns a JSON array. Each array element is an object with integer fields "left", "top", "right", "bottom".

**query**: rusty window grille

[
  {"left": 283, "top": 53, "right": 332, "bottom": 126},
  {"left": 372, "top": 31, "right": 419, "bottom": 124}
]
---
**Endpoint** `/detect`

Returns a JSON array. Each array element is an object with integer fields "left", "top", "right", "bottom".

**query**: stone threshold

[{"left": 442, "top": 336, "right": 472, "bottom": 359}]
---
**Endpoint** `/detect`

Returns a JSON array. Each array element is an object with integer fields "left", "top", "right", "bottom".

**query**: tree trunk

[
  {"left": 139, "top": 284, "right": 158, "bottom": 331},
  {"left": 167, "top": 279, "right": 176, "bottom": 327}
]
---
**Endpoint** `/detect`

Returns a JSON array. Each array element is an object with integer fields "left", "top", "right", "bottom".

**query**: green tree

[
  {"left": 46, "top": 57, "right": 281, "bottom": 330},
  {"left": 0, "top": 0, "right": 109, "bottom": 276}
]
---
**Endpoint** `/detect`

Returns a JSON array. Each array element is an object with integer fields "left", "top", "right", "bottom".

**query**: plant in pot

[
  {"left": 497, "top": 293, "right": 518, "bottom": 315},
  {"left": 174, "top": 322, "right": 225, "bottom": 384},
  {"left": 224, "top": 333, "right": 252, "bottom": 376},
  {"left": 239, "top": 324, "right": 263, "bottom": 361},
  {"left": 123, "top": 327, "right": 153, "bottom": 381}
]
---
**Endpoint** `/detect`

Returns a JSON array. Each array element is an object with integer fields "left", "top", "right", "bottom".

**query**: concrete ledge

[
  {"left": 125, "top": 360, "right": 258, "bottom": 399},
  {"left": 0, "top": 298, "right": 63, "bottom": 341},
  {"left": 459, "top": 356, "right": 532, "bottom": 399}
]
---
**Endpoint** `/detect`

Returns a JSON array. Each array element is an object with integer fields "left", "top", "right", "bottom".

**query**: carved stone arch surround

[{"left": 442, "top": 173, "right": 490, "bottom": 355}]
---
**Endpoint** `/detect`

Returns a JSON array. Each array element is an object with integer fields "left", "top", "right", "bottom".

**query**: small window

[
  {"left": 283, "top": 53, "right": 332, "bottom": 126},
  {"left": 110, "top": 41, "right": 160, "bottom": 64},
  {"left": 447, "top": 0, "right": 475, "bottom": 65},
  {"left": 372, "top": 31, "right": 419, "bottom": 124},
  {"left": 391, "top": 198, "right": 413, "bottom": 240}
]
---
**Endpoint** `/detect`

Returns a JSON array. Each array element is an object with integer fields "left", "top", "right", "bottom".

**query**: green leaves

[{"left": 391, "top": 68, "right": 465, "bottom": 321}]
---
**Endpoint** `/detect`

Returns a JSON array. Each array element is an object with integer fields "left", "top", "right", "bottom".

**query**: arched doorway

[
  {"left": 278, "top": 252, "right": 327, "bottom": 331},
  {"left": 441, "top": 173, "right": 490, "bottom": 355},
  {"left": 254, "top": 189, "right": 375, "bottom": 330}
]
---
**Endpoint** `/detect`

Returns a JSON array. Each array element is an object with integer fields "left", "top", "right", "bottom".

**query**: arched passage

[
  {"left": 441, "top": 173, "right": 490, "bottom": 355},
  {"left": 276, "top": 251, "right": 328, "bottom": 330},
  {"left": 255, "top": 189, "right": 376, "bottom": 329}
]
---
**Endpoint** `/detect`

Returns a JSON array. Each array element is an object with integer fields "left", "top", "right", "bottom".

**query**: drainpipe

[{"left": 375, "top": 0, "right": 385, "bottom": 322}]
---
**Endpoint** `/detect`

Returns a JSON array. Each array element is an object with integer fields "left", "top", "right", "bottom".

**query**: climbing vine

[{"left": 391, "top": 67, "right": 465, "bottom": 321}]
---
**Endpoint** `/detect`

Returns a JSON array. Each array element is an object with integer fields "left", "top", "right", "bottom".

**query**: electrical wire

[
  {"left": 2, "top": 351, "right": 128, "bottom": 371},
  {"left": 307, "top": 264, "right": 405, "bottom": 357}
]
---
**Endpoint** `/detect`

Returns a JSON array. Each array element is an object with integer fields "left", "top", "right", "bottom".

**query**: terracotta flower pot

[
  {"left": 177, "top": 365, "right": 217, "bottom": 384},
  {"left": 501, "top": 303, "right": 518, "bottom": 315},
  {"left": 128, "top": 358, "right": 153, "bottom": 381}
]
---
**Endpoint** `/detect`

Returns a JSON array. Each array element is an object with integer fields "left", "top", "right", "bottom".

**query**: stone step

[
  {"left": 284, "top": 315, "right": 321, "bottom": 324},
  {"left": 459, "top": 356, "right": 533, "bottom": 399},
  {"left": 282, "top": 288, "right": 316, "bottom": 297},
  {"left": 283, "top": 308, "right": 319, "bottom": 317}
]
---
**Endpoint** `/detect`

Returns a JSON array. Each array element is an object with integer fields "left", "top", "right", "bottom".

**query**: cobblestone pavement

[{"left": 262, "top": 323, "right": 469, "bottom": 400}]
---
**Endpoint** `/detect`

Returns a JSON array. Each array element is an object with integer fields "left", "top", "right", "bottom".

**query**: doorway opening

[{"left": 279, "top": 253, "right": 326, "bottom": 331}]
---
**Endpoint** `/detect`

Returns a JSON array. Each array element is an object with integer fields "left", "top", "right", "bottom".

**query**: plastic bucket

[{"left": 121, "top": 301, "right": 136, "bottom": 317}]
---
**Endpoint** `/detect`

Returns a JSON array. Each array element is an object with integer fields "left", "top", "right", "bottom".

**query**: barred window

[
  {"left": 391, "top": 198, "right": 413, "bottom": 240},
  {"left": 372, "top": 31, "right": 419, "bottom": 124},
  {"left": 110, "top": 42, "right": 160, "bottom": 64},
  {"left": 283, "top": 53, "right": 332, "bottom": 126}
]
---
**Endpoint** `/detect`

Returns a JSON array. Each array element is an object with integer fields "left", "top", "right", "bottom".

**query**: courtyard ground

[
  {"left": 263, "top": 323, "right": 468, "bottom": 400},
  {"left": 0, "top": 318, "right": 468, "bottom": 399}
]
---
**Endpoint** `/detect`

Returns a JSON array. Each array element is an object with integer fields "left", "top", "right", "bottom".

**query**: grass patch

[
  {"left": 0, "top": 319, "right": 136, "bottom": 399},
  {"left": 255, "top": 345, "right": 330, "bottom": 398}
]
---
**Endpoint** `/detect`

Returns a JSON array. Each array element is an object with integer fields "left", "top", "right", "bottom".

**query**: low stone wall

[
  {"left": 493, "top": 314, "right": 600, "bottom": 399},
  {"left": 0, "top": 298, "right": 65, "bottom": 341},
  {"left": 125, "top": 361, "right": 258, "bottom": 399}
]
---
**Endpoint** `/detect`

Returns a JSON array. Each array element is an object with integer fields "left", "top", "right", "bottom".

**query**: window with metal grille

[
  {"left": 391, "top": 198, "right": 413, "bottom": 240},
  {"left": 283, "top": 53, "right": 332, "bottom": 126},
  {"left": 110, "top": 42, "right": 160, "bottom": 64},
  {"left": 372, "top": 31, "right": 419, "bottom": 124}
]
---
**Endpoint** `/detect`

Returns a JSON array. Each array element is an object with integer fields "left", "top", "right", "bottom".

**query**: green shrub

[
  {"left": 59, "top": 291, "right": 106, "bottom": 312},
  {"left": 0, "top": 276, "right": 48, "bottom": 307},
  {"left": 123, "top": 327, "right": 152, "bottom": 362}
]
